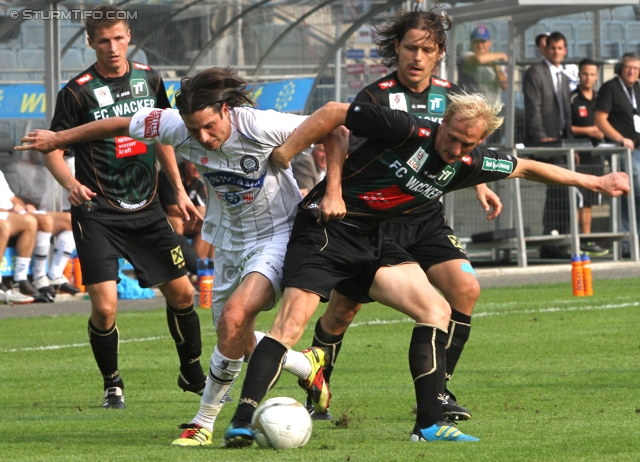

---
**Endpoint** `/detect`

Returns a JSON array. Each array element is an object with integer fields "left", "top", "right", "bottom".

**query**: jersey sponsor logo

[
  {"left": 378, "top": 79, "right": 396, "bottom": 89},
  {"left": 461, "top": 155, "right": 472, "bottom": 165},
  {"left": 171, "top": 245, "right": 185, "bottom": 267},
  {"left": 411, "top": 104, "right": 427, "bottom": 109},
  {"left": 405, "top": 176, "right": 444, "bottom": 200},
  {"left": 111, "top": 98, "right": 156, "bottom": 117},
  {"left": 115, "top": 136, "right": 147, "bottom": 158},
  {"left": 578, "top": 106, "right": 588, "bottom": 117},
  {"left": 130, "top": 78, "right": 149, "bottom": 98},
  {"left": 419, "top": 128, "right": 432, "bottom": 137},
  {"left": 432, "top": 78, "right": 451, "bottom": 88},
  {"left": 407, "top": 147, "right": 429, "bottom": 172},
  {"left": 76, "top": 73, "right": 93, "bottom": 85},
  {"left": 359, "top": 185, "right": 414, "bottom": 210},
  {"left": 200, "top": 156, "right": 209, "bottom": 165},
  {"left": 117, "top": 91, "right": 131, "bottom": 98},
  {"left": 133, "top": 62, "right": 151, "bottom": 70},
  {"left": 434, "top": 165, "right": 455, "bottom": 187},
  {"left": 389, "top": 93, "right": 408, "bottom": 112},
  {"left": 144, "top": 110, "right": 163, "bottom": 138},
  {"left": 428, "top": 94, "right": 445, "bottom": 114},
  {"left": 215, "top": 189, "right": 256, "bottom": 206},
  {"left": 93, "top": 85, "right": 115, "bottom": 107},
  {"left": 482, "top": 158, "right": 513, "bottom": 174},
  {"left": 240, "top": 155, "right": 259, "bottom": 174},
  {"left": 203, "top": 171, "right": 265, "bottom": 190}
]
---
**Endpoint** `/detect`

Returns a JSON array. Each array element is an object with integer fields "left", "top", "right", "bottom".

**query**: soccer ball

[{"left": 251, "top": 397, "right": 312, "bottom": 449}]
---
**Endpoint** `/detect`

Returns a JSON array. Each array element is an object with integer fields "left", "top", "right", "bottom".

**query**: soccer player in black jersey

[
  {"left": 221, "top": 92, "right": 629, "bottom": 446},
  {"left": 41, "top": 5, "right": 206, "bottom": 409},
  {"left": 305, "top": 9, "right": 501, "bottom": 422}
]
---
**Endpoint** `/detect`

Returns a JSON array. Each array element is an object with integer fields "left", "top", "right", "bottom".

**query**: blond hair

[{"left": 444, "top": 92, "right": 504, "bottom": 138}]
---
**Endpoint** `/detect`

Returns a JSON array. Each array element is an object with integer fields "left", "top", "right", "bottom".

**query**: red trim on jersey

[
  {"left": 75, "top": 73, "right": 93, "bottom": 85},
  {"left": 431, "top": 78, "right": 451, "bottom": 88},
  {"left": 359, "top": 185, "right": 414, "bottom": 210},
  {"left": 133, "top": 62, "right": 151, "bottom": 70},
  {"left": 378, "top": 79, "right": 396, "bottom": 90}
]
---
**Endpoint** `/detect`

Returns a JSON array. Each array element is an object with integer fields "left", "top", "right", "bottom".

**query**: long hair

[
  {"left": 175, "top": 67, "right": 254, "bottom": 116},
  {"left": 373, "top": 8, "right": 451, "bottom": 69},
  {"left": 445, "top": 92, "right": 504, "bottom": 139}
]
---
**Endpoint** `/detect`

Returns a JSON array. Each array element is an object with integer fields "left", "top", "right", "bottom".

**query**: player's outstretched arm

[
  {"left": 16, "top": 117, "right": 132, "bottom": 154},
  {"left": 271, "top": 102, "right": 350, "bottom": 168},
  {"left": 509, "top": 158, "right": 630, "bottom": 197},
  {"left": 474, "top": 183, "right": 502, "bottom": 220},
  {"left": 318, "top": 126, "right": 348, "bottom": 222}
]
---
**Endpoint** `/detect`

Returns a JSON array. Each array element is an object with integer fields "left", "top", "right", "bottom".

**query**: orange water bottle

[
  {"left": 581, "top": 253, "right": 593, "bottom": 296},
  {"left": 198, "top": 259, "right": 214, "bottom": 309},
  {"left": 73, "top": 257, "right": 86, "bottom": 293},
  {"left": 571, "top": 254, "right": 585, "bottom": 296}
]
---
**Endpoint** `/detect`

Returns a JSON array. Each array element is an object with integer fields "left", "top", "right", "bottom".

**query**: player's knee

[{"left": 218, "top": 305, "right": 250, "bottom": 337}]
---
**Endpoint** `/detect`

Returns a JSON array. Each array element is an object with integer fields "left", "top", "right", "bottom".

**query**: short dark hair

[
  {"left": 546, "top": 31, "right": 567, "bottom": 48},
  {"left": 175, "top": 67, "right": 254, "bottom": 116},
  {"left": 578, "top": 58, "right": 599, "bottom": 72},
  {"left": 86, "top": 5, "right": 129, "bottom": 41},
  {"left": 373, "top": 8, "right": 451, "bottom": 69}
]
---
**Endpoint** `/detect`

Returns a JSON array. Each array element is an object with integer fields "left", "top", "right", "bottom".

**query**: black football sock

[
  {"left": 166, "top": 303, "right": 205, "bottom": 384},
  {"left": 445, "top": 309, "right": 472, "bottom": 381},
  {"left": 409, "top": 324, "right": 447, "bottom": 429},
  {"left": 311, "top": 317, "right": 344, "bottom": 384},
  {"left": 231, "top": 336, "right": 287, "bottom": 427},
  {"left": 88, "top": 320, "right": 124, "bottom": 390}
]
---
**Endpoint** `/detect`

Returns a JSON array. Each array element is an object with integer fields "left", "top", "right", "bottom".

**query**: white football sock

[
  {"left": 191, "top": 345, "right": 243, "bottom": 431},
  {"left": 48, "top": 230, "right": 75, "bottom": 280},
  {"left": 13, "top": 257, "right": 31, "bottom": 282},
  {"left": 33, "top": 231, "right": 52, "bottom": 280},
  {"left": 282, "top": 349, "right": 312, "bottom": 380},
  {"left": 254, "top": 330, "right": 266, "bottom": 345}
]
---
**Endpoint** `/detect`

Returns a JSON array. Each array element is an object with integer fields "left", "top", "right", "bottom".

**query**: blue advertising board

[{"left": 0, "top": 77, "right": 315, "bottom": 119}]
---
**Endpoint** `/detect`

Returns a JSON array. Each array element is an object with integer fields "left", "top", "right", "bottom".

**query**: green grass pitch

[{"left": 1, "top": 278, "right": 639, "bottom": 461}]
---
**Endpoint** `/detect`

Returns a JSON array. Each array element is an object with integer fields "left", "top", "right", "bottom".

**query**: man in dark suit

[{"left": 523, "top": 31, "right": 573, "bottom": 258}]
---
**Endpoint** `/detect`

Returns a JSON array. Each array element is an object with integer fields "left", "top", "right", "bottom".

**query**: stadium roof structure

[{"left": 2, "top": 0, "right": 638, "bottom": 122}]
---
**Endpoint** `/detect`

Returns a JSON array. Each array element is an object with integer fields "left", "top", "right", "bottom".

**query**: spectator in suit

[{"left": 523, "top": 31, "right": 573, "bottom": 258}]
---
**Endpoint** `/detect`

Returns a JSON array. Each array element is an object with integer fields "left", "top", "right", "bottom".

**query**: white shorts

[{"left": 211, "top": 240, "right": 287, "bottom": 328}]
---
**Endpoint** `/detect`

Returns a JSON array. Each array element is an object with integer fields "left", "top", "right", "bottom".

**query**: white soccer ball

[{"left": 251, "top": 397, "right": 313, "bottom": 449}]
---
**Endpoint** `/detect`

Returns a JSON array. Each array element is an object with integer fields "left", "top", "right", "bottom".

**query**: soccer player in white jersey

[{"left": 17, "top": 66, "right": 342, "bottom": 446}]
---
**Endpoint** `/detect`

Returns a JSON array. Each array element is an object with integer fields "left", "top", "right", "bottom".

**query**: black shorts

[
  {"left": 72, "top": 211, "right": 187, "bottom": 287},
  {"left": 281, "top": 213, "right": 414, "bottom": 303},
  {"left": 576, "top": 154, "right": 604, "bottom": 208},
  {"left": 335, "top": 214, "right": 469, "bottom": 303}
]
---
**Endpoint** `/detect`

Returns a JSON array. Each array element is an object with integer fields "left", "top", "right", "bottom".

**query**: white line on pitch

[{"left": 3, "top": 301, "right": 637, "bottom": 353}]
